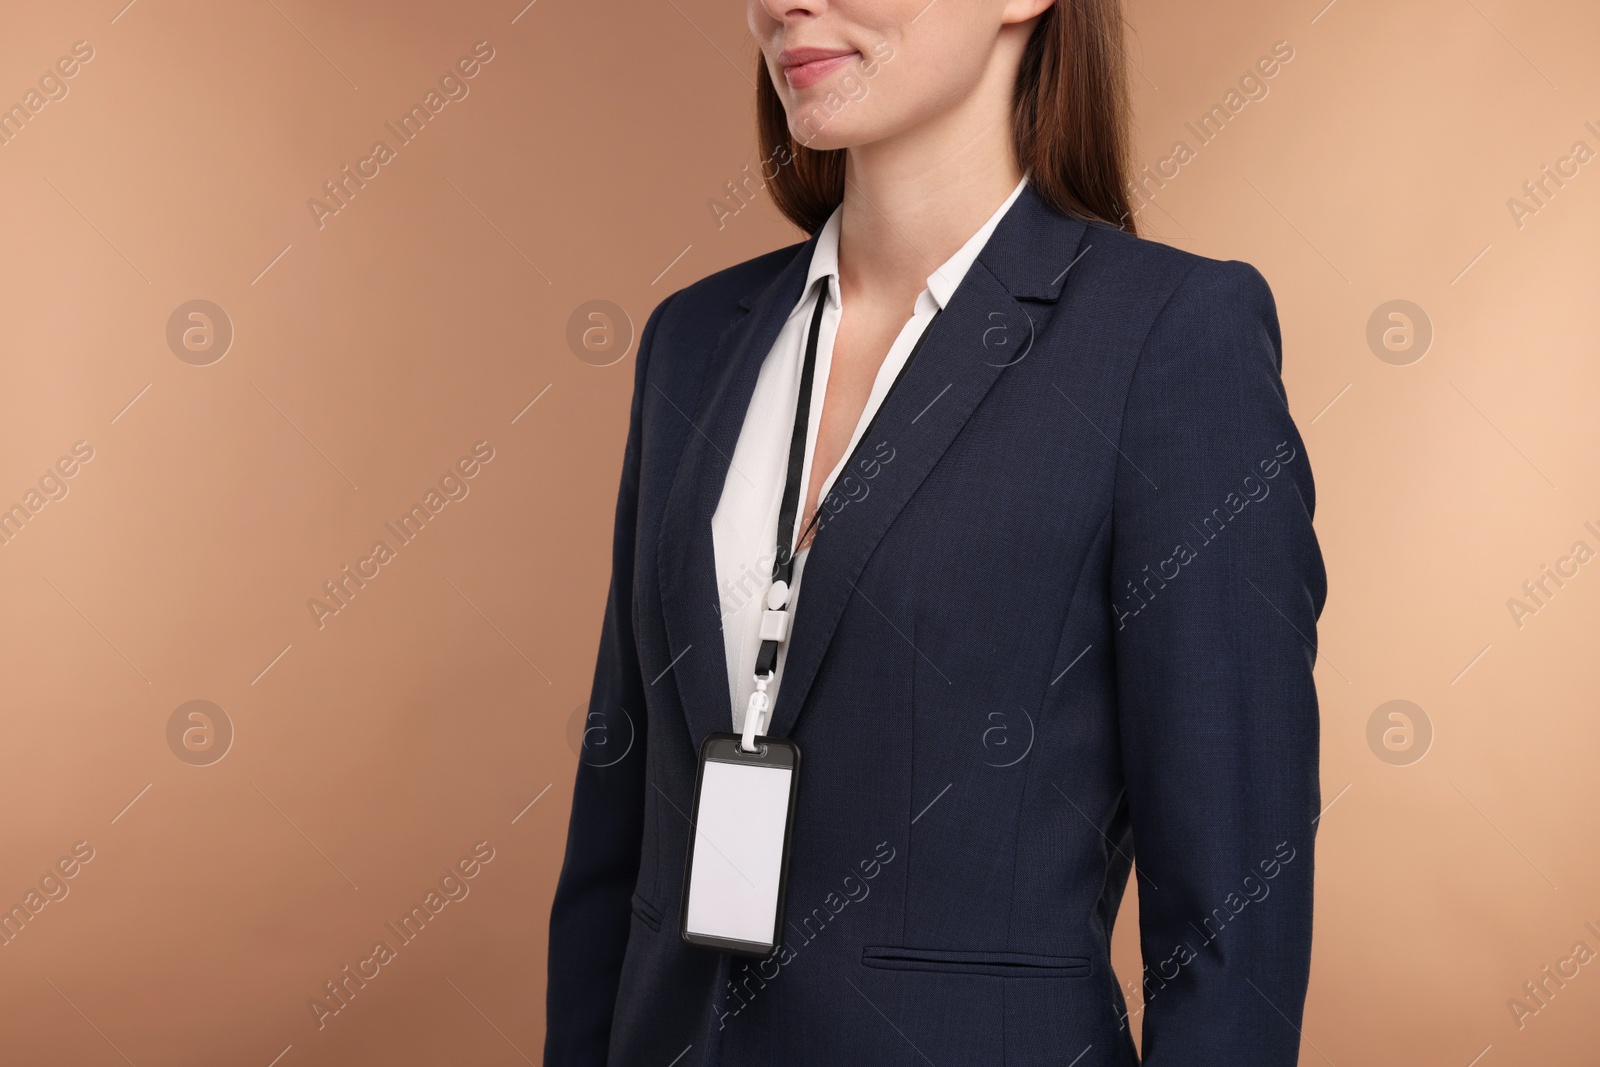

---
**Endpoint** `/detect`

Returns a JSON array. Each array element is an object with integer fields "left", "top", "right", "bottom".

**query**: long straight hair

[{"left": 755, "top": 0, "right": 1136, "bottom": 237}]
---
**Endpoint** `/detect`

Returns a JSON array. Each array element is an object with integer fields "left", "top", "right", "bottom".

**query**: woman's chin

[{"left": 786, "top": 119, "right": 877, "bottom": 154}]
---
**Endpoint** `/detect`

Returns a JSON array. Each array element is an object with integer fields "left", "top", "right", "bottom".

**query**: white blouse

[{"left": 711, "top": 176, "right": 1029, "bottom": 732}]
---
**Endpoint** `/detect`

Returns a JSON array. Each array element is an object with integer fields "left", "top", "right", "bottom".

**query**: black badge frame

[{"left": 678, "top": 733, "right": 802, "bottom": 958}]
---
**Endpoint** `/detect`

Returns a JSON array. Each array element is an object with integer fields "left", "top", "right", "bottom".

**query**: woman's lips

[{"left": 781, "top": 49, "right": 859, "bottom": 90}]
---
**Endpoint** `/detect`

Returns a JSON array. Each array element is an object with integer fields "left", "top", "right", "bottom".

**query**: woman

[{"left": 547, "top": 0, "right": 1326, "bottom": 1063}]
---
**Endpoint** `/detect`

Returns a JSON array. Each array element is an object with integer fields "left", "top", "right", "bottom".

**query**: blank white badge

[{"left": 684, "top": 759, "right": 793, "bottom": 946}]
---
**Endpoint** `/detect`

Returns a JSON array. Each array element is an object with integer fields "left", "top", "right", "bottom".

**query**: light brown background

[{"left": 0, "top": 0, "right": 1595, "bottom": 1063}]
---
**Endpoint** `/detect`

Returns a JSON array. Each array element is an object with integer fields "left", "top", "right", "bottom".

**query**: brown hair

[{"left": 755, "top": 0, "right": 1136, "bottom": 237}]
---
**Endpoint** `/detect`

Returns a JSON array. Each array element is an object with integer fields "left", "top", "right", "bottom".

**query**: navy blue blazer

[{"left": 547, "top": 184, "right": 1326, "bottom": 1066}]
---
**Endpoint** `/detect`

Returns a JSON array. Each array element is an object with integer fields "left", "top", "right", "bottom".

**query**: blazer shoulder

[
  {"left": 1075, "top": 219, "right": 1273, "bottom": 313},
  {"left": 1068, "top": 222, "right": 1279, "bottom": 358},
  {"left": 1072, "top": 227, "right": 1286, "bottom": 409},
  {"left": 1079, "top": 220, "right": 1274, "bottom": 302},
  {"left": 653, "top": 239, "right": 807, "bottom": 337}
]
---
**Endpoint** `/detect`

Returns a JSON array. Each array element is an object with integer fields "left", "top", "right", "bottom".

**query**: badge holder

[{"left": 679, "top": 715, "right": 802, "bottom": 958}]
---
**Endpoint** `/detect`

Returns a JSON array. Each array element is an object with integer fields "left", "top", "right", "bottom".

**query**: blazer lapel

[
  {"left": 657, "top": 233, "right": 820, "bottom": 754},
  {"left": 765, "top": 188, "right": 1089, "bottom": 742}
]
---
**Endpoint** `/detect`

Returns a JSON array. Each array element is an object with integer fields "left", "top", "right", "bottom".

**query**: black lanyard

[{"left": 752, "top": 285, "right": 942, "bottom": 679}]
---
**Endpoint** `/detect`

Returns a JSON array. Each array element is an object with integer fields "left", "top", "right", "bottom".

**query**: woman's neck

[{"left": 834, "top": 50, "right": 1026, "bottom": 310}]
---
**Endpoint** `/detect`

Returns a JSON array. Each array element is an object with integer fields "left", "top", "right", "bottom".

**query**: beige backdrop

[{"left": 1, "top": 0, "right": 1596, "bottom": 1063}]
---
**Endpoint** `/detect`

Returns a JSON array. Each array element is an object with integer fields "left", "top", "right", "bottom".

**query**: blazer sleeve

[
  {"left": 1110, "top": 260, "right": 1327, "bottom": 1064},
  {"left": 544, "top": 294, "right": 673, "bottom": 1066}
]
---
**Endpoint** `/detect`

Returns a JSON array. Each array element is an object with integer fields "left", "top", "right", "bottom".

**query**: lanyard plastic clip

[{"left": 740, "top": 672, "right": 773, "bottom": 753}]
